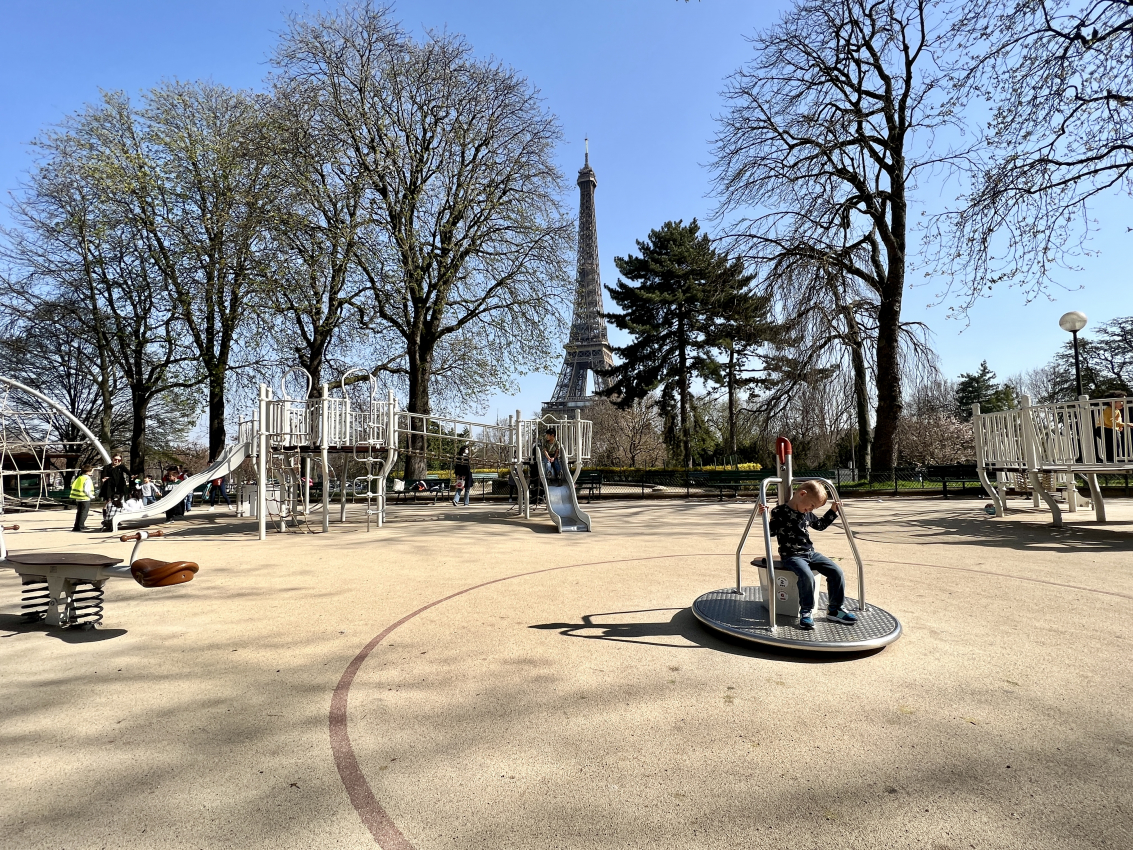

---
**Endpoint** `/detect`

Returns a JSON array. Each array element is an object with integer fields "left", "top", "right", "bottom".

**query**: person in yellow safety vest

[
  {"left": 1100, "top": 394, "right": 1126, "bottom": 463},
  {"left": 70, "top": 464, "right": 95, "bottom": 532}
]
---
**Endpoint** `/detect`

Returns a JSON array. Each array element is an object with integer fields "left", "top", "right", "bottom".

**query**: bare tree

[
  {"left": 587, "top": 396, "right": 666, "bottom": 468},
  {"left": 274, "top": 2, "right": 574, "bottom": 477},
  {"left": 935, "top": 0, "right": 1133, "bottom": 308},
  {"left": 260, "top": 76, "right": 390, "bottom": 392},
  {"left": 712, "top": 0, "right": 960, "bottom": 469}
]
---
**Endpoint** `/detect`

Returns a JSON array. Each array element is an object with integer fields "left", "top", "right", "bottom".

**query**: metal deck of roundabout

[{"left": 693, "top": 587, "right": 901, "bottom": 651}]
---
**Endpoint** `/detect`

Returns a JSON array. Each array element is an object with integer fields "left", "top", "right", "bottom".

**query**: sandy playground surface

[{"left": 1, "top": 495, "right": 1131, "bottom": 850}]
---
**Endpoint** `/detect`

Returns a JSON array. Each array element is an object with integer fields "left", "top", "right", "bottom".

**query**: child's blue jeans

[
  {"left": 780, "top": 551, "right": 846, "bottom": 614},
  {"left": 542, "top": 457, "right": 563, "bottom": 482}
]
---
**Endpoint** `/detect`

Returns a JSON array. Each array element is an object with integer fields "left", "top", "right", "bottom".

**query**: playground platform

[{"left": 1, "top": 498, "right": 1131, "bottom": 850}]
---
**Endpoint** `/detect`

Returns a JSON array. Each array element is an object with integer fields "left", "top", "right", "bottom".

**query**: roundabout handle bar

[{"left": 2, "top": 524, "right": 18, "bottom": 531}]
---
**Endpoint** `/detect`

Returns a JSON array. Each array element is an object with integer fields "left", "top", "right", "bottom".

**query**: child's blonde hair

[{"left": 797, "top": 480, "right": 828, "bottom": 504}]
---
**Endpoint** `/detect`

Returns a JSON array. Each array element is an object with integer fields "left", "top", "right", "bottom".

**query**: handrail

[
  {"left": 735, "top": 476, "right": 780, "bottom": 593},
  {"left": 280, "top": 366, "right": 312, "bottom": 401}
]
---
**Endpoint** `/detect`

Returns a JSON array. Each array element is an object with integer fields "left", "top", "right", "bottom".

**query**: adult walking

[
  {"left": 208, "top": 476, "right": 232, "bottom": 510},
  {"left": 452, "top": 444, "right": 473, "bottom": 506},
  {"left": 70, "top": 464, "right": 95, "bottom": 532}
]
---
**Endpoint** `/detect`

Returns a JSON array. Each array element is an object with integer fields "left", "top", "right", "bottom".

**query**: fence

[{"left": 584, "top": 466, "right": 989, "bottom": 500}]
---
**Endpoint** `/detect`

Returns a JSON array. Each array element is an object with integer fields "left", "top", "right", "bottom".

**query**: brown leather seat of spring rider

[
  {"left": 120, "top": 531, "right": 199, "bottom": 587},
  {"left": 130, "top": 558, "right": 199, "bottom": 588}
]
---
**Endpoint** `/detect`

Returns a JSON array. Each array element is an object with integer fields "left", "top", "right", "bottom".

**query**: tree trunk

[
  {"left": 129, "top": 394, "right": 148, "bottom": 477},
  {"left": 873, "top": 179, "right": 907, "bottom": 471},
  {"left": 677, "top": 317, "right": 691, "bottom": 469},
  {"left": 850, "top": 340, "right": 871, "bottom": 475},
  {"left": 727, "top": 344, "right": 738, "bottom": 459},
  {"left": 404, "top": 351, "right": 430, "bottom": 481},
  {"left": 208, "top": 370, "right": 227, "bottom": 463}
]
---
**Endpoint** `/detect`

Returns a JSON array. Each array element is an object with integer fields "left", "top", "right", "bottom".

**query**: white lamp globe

[{"left": 1059, "top": 311, "right": 1088, "bottom": 333}]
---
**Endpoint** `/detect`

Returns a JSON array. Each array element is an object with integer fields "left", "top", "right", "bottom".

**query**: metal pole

[
  {"left": 257, "top": 384, "right": 267, "bottom": 541},
  {"left": 1072, "top": 329, "right": 1083, "bottom": 398},
  {"left": 321, "top": 383, "right": 330, "bottom": 533}
]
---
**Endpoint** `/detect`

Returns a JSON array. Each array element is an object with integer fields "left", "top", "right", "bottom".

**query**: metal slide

[
  {"left": 112, "top": 441, "right": 251, "bottom": 532},
  {"left": 531, "top": 444, "right": 591, "bottom": 532}
]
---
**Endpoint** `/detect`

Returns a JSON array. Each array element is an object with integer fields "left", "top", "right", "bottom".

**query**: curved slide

[
  {"left": 112, "top": 441, "right": 251, "bottom": 532},
  {"left": 532, "top": 445, "right": 591, "bottom": 533}
]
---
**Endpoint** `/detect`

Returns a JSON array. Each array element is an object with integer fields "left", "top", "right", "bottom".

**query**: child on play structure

[
  {"left": 541, "top": 428, "right": 563, "bottom": 484},
  {"left": 756, "top": 480, "right": 858, "bottom": 630}
]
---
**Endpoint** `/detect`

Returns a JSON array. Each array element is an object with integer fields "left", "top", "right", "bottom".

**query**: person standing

[
  {"left": 181, "top": 466, "right": 194, "bottom": 513},
  {"left": 1100, "top": 394, "right": 1126, "bottom": 463},
  {"left": 70, "top": 464, "right": 95, "bottom": 532},
  {"left": 208, "top": 476, "right": 232, "bottom": 510},
  {"left": 99, "top": 453, "right": 129, "bottom": 502},
  {"left": 141, "top": 476, "right": 161, "bottom": 505},
  {"left": 452, "top": 444, "right": 473, "bottom": 506}
]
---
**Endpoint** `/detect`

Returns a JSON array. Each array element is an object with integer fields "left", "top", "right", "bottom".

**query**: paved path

[{"left": 1, "top": 497, "right": 1130, "bottom": 849}]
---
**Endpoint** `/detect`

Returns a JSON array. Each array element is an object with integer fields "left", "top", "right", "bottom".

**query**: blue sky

[{"left": 1, "top": 0, "right": 1128, "bottom": 423}]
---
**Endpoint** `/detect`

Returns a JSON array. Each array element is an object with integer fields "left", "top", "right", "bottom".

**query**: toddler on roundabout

[{"left": 756, "top": 480, "right": 858, "bottom": 630}]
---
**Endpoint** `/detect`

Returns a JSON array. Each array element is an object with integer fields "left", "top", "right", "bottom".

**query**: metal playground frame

[
  {"left": 973, "top": 394, "right": 1132, "bottom": 526},
  {"left": 247, "top": 369, "right": 594, "bottom": 539}
]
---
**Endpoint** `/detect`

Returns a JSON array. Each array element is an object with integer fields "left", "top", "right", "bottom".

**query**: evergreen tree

[
  {"left": 954, "top": 361, "right": 1017, "bottom": 419},
  {"left": 602, "top": 220, "right": 764, "bottom": 468}
]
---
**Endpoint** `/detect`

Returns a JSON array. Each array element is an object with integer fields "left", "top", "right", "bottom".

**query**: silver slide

[
  {"left": 532, "top": 444, "right": 591, "bottom": 533},
  {"left": 113, "top": 441, "right": 251, "bottom": 531}
]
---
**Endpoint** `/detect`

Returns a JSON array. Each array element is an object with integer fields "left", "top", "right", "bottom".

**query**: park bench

[
  {"left": 390, "top": 478, "right": 451, "bottom": 504},
  {"left": 923, "top": 464, "right": 981, "bottom": 499},
  {"left": 575, "top": 470, "right": 603, "bottom": 502},
  {"left": 689, "top": 471, "right": 765, "bottom": 500}
]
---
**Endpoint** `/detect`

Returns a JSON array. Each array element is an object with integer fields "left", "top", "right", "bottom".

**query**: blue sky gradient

[{"left": 2, "top": 1, "right": 1127, "bottom": 422}]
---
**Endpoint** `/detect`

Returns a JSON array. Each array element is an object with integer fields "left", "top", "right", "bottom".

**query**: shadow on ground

[
  {"left": 0, "top": 612, "right": 127, "bottom": 642},
  {"left": 529, "top": 606, "right": 882, "bottom": 663}
]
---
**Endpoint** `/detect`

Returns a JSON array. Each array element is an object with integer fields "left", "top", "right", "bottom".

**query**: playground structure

[
  {"left": 0, "top": 370, "right": 593, "bottom": 537},
  {"left": 973, "top": 394, "right": 1132, "bottom": 526},
  {"left": 692, "top": 438, "right": 902, "bottom": 652},
  {"left": 247, "top": 369, "right": 594, "bottom": 537},
  {"left": 0, "top": 525, "right": 198, "bottom": 629}
]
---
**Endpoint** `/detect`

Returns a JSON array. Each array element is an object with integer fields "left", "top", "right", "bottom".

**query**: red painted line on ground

[
  {"left": 330, "top": 548, "right": 1128, "bottom": 847},
  {"left": 329, "top": 553, "right": 722, "bottom": 849}
]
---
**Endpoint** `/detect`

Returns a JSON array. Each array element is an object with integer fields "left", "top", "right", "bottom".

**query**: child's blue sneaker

[
  {"left": 798, "top": 611, "right": 815, "bottom": 630},
  {"left": 827, "top": 608, "right": 858, "bottom": 625}
]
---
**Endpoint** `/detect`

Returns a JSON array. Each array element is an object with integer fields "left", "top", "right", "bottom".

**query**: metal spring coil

[
  {"left": 20, "top": 579, "right": 49, "bottom": 622},
  {"left": 67, "top": 581, "right": 105, "bottom": 628}
]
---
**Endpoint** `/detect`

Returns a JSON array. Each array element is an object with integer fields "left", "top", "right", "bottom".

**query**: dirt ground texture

[{"left": 1, "top": 495, "right": 1131, "bottom": 850}]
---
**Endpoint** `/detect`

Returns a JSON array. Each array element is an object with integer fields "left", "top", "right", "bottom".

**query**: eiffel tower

[{"left": 543, "top": 142, "right": 615, "bottom": 418}]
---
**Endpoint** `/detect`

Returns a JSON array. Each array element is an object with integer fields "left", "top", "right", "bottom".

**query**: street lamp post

[{"left": 1059, "top": 311, "right": 1089, "bottom": 397}]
